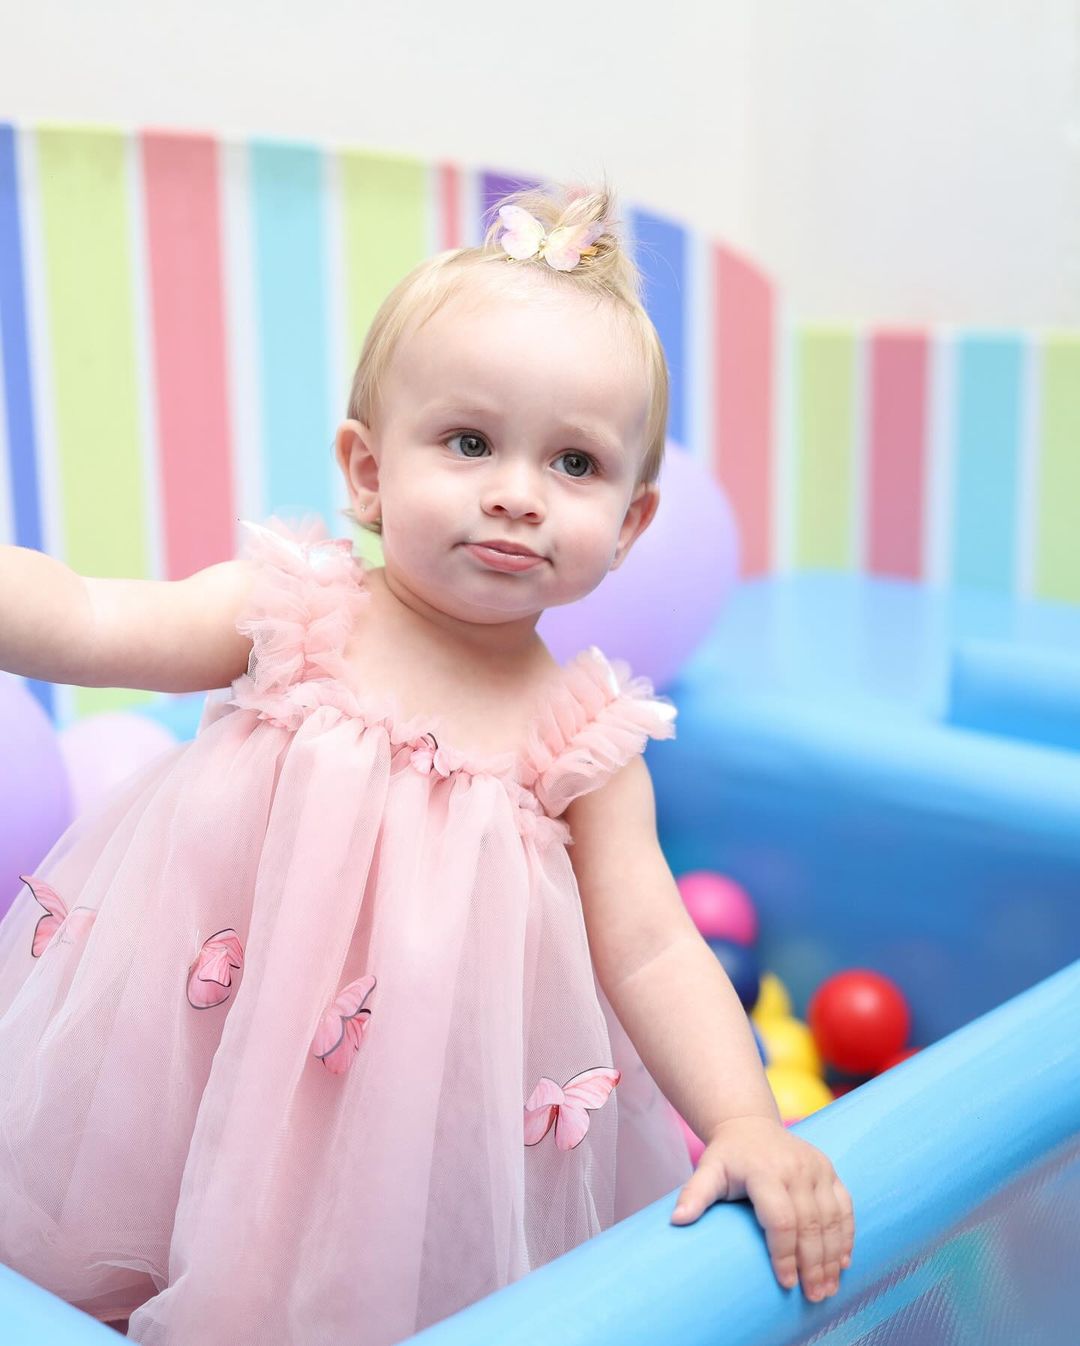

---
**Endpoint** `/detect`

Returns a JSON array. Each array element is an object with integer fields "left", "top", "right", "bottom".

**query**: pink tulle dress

[{"left": 0, "top": 518, "right": 691, "bottom": 1346}]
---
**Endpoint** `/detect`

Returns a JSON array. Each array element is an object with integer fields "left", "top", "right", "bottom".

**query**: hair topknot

[
  {"left": 481, "top": 184, "right": 641, "bottom": 298},
  {"left": 343, "top": 180, "right": 669, "bottom": 536}
]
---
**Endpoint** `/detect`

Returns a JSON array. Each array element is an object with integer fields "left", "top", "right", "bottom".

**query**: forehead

[{"left": 383, "top": 269, "right": 651, "bottom": 446}]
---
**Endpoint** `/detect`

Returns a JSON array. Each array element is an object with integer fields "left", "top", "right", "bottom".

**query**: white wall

[{"left": 0, "top": 0, "right": 1075, "bottom": 326}]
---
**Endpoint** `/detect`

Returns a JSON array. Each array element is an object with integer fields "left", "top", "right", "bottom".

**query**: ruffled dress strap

[
  {"left": 522, "top": 646, "right": 677, "bottom": 818},
  {"left": 223, "top": 517, "right": 369, "bottom": 723}
]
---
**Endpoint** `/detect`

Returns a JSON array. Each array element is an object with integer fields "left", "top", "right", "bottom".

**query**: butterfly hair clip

[{"left": 497, "top": 206, "right": 605, "bottom": 273}]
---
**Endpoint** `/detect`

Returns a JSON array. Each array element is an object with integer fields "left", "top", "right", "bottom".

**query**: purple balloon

[
  {"left": 58, "top": 712, "right": 179, "bottom": 821},
  {"left": 539, "top": 443, "right": 740, "bottom": 689},
  {"left": 0, "top": 675, "right": 73, "bottom": 920}
]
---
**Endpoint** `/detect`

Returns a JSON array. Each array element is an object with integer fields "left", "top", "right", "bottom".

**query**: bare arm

[
  {"left": 0, "top": 544, "right": 255, "bottom": 692},
  {"left": 567, "top": 757, "right": 854, "bottom": 1302},
  {"left": 566, "top": 755, "right": 777, "bottom": 1136}
]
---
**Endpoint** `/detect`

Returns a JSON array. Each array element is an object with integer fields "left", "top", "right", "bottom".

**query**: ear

[
  {"left": 335, "top": 419, "right": 381, "bottom": 523},
  {"left": 610, "top": 482, "right": 659, "bottom": 571}
]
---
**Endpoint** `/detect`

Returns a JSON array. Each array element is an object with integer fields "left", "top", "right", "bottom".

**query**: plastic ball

[
  {"left": 765, "top": 1066, "right": 834, "bottom": 1125},
  {"left": 59, "top": 712, "right": 179, "bottom": 820},
  {"left": 808, "top": 970, "right": 911, "bottom": 1075},
  {"left": 677, "top": 871, "right": 758, "bottom": 946},
  {"left": 0, "top": 674, "right": 73, "bottom": 920},
  {"left": 707, "top": 938, "right": 761, "bottom": 1010},
  {"left": 756, "top": 1015, "right": 823, "bottom": 1077},
  {"left": 877, "top": 1046, "right": 921, "bottom": 1074},
  {"left": 752, "top": 971, "right": 793, "bottom": 1023}
]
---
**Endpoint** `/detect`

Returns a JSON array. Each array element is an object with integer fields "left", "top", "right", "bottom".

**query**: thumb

[{"left": 670, "top": 1162, "right": 732, "bottom": 1225}]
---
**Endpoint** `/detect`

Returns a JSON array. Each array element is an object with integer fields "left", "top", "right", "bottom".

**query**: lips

[{"left": 472, "top": 539, "right": 541, "bottom": 558}]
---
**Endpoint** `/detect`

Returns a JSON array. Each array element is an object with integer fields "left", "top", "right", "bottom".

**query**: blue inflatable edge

[
  {"left": 1, "top": 954, "right": 1076, "bottom": 1345},
  {"left": 403, "top": 957, "right": 1080, "bottom": 1346}
]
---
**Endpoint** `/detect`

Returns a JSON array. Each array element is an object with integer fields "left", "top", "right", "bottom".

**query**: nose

[{"left": 480, "top": 462, "right": 545, "bottom": 522}]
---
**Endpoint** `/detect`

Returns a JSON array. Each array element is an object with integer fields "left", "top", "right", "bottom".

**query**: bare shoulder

[{"left": 85, "top": 557, "right": 257, "bottom": 693}]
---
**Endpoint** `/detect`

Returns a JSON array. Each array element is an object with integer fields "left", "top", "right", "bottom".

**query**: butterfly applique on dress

[
  {"left": 20, "top": 875, "right": 97, "bottom": 956},
  {"left": 311, "top": 974, "right": 377, "bottom": 1075},
  {"left": 186, "top": 928, "right": 245, "bottom": 1009},
  {"left": 523, "top": 1066, "right": 621, "bottom": 1151}
]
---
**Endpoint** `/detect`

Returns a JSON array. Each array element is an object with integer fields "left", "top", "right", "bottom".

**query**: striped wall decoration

[{"left": 1, "top": 123, "right": 1078, "bottom": 725}]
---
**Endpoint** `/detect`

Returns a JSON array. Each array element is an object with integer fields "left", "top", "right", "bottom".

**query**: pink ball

[{"left": 676, "top": 871, "right": 759, "bottom": 946}]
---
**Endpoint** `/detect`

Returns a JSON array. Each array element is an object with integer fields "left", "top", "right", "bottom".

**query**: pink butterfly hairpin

[
  {"left": 523, "top": 1066, "right": 621, "bottom": 1151},
  {"left": 497, "top": 205, "right": 605, "bottom": 273}
]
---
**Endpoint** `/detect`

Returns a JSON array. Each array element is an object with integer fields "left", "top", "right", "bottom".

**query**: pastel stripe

[
  {"left": 250, "top": 141, "right": 334, "bottom": 523},
  {"left": 0, "top": 125, "right": 42, "bottom": 554},
  {"left": 950, "top": 334, "right": 1024, "bottom": 593},
  {"left": 714, "top": 245, "right": 774, "bottom": 575},
  {"left": 339, "top": 153, "right": 428, "bottom": 368},
  {"left": 867, "top": 332, "right": 929, "bottom": 579},
  {"left": 630, "top": 209, "right": 687, "bottom": 448},
  {"left": 141, "top": 131, "right": 234, "bottom": 577},
  {"left": 793, "top": 328, "right": 858, "bottom": 569},
  {"left": 36, "top": 128, "right": 150, "bottom": 715},
  {"left": 438, "top": 163, "right": 461, "bottom": 251},
  {"left": 1034, "top": 333, "right": 1080, "bottom": 602},
  {"left": 0, "top": 125, "right": 55, "bottom": 717}
]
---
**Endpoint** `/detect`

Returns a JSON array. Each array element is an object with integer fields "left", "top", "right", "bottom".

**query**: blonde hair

[{"left": 343, "top": 184, "right": 668, "bottom": 535}]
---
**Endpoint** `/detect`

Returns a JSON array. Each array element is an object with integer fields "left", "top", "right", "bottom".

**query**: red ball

[
  {"left": 808, "top": 970, "right": 911, "bottom": 1075},
  {"left": 877, "top": 1046, "right": 921, "bottom": 1074}
]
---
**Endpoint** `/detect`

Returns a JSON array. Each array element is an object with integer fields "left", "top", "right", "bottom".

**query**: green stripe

[
  {"left": 37, "top": 128, "right": 151, "bottom": 714},
  {"left": 1034, "top": 333, "right": 1080, "bottom": 603},
  {"left": 793, "top": 328, "right": 857, "bottom": 569},
  {"left": 338, "top": 153, "right": 429, "bottom": 387}
]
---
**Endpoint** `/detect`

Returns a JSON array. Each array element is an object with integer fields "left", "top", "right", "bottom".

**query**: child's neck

[{"left": 363, "top": 564, "right": 555, "bottom": 676}]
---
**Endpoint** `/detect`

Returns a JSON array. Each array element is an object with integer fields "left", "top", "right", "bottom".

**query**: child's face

[{"left": 338, "top": 272, "right": 659, "bottom": 627}]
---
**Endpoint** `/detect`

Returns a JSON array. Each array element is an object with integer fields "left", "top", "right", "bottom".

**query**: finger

[
  {"left": 670, "top": 1160, "right": 732, "bottom": 1224},
  {"left": 816, "top": 1178, "right": 846, "bottom": 1294},
  {"left": 789, "top": 1175, "right": 827, "bottom": 1301},
  {"left": 834, "top": 1176, "right": 855, "bottom": 1269},
  {"left": 744, "top": 1174, "right": 799, "bottom": 1290}
]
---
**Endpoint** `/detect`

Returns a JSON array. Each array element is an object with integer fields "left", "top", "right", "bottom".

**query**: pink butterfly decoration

[
  {"left": 312, "top": 973, "right": 376, "bottom": 1075},
  {"left": 409, "top": 733, "right": 453, "bottom": 779},
  {"left": 21, "top": 874, "right": 97, "bottom": 957},
  {"left": 497, "top": 206, "right": 604, "bottom": 273},
  {"left": 523, "top": 1066, "right": 621, "bottom": 1151},
  {"left": 186, "top": 928, "right": 245, "bottom": 1009}
]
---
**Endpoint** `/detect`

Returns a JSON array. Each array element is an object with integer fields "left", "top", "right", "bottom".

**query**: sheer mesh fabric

[{"left": 0, "top": 518, "right": 691, "bottom": 1344}]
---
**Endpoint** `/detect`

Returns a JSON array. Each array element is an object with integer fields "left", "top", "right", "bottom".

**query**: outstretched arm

[
  {"left": 566, "top": 756, "right": 855, "bottom": 1303},
  {"left": 0, "top": 544, "right": 255, "bottom": 693}
]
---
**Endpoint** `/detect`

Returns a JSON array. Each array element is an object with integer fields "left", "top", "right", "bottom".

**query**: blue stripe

[
  {"left": 951, "top": 334, "right": 1024, "bottom": 592},
  {"left": 0, "top": 124, "right": 53, "bottom": 717},
  {"left": 250, "top": 142, "right": 334, "bottom": 525},
  {"left": 629, "top": 209, "right": 686, "bottom": 446}
]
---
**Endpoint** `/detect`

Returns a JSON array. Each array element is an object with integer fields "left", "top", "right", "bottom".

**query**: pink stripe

[
  {"left": 141, "top": 131, "right": 235, "bottom": 577},
  {"left": 867, "top": 332, "right": 928, "bottom": 579},
  {"left": 714, "top": 246, "right": 774, "bottom": 575},
  {"left": 438, "top": 164, "right": 461, "bottom": 250}
]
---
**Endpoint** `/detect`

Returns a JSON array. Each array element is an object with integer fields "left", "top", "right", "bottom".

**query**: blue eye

[
  {"left": 556, "top": 451, "right": 596, "bottom": 479},
  {"left": 447, "top": 432, "right": 489, "bottom": 457}
]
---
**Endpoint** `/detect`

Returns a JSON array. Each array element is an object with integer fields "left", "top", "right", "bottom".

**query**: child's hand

[{"left": 669, "top": 1115, "right": 854, "bottom": 1302}]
